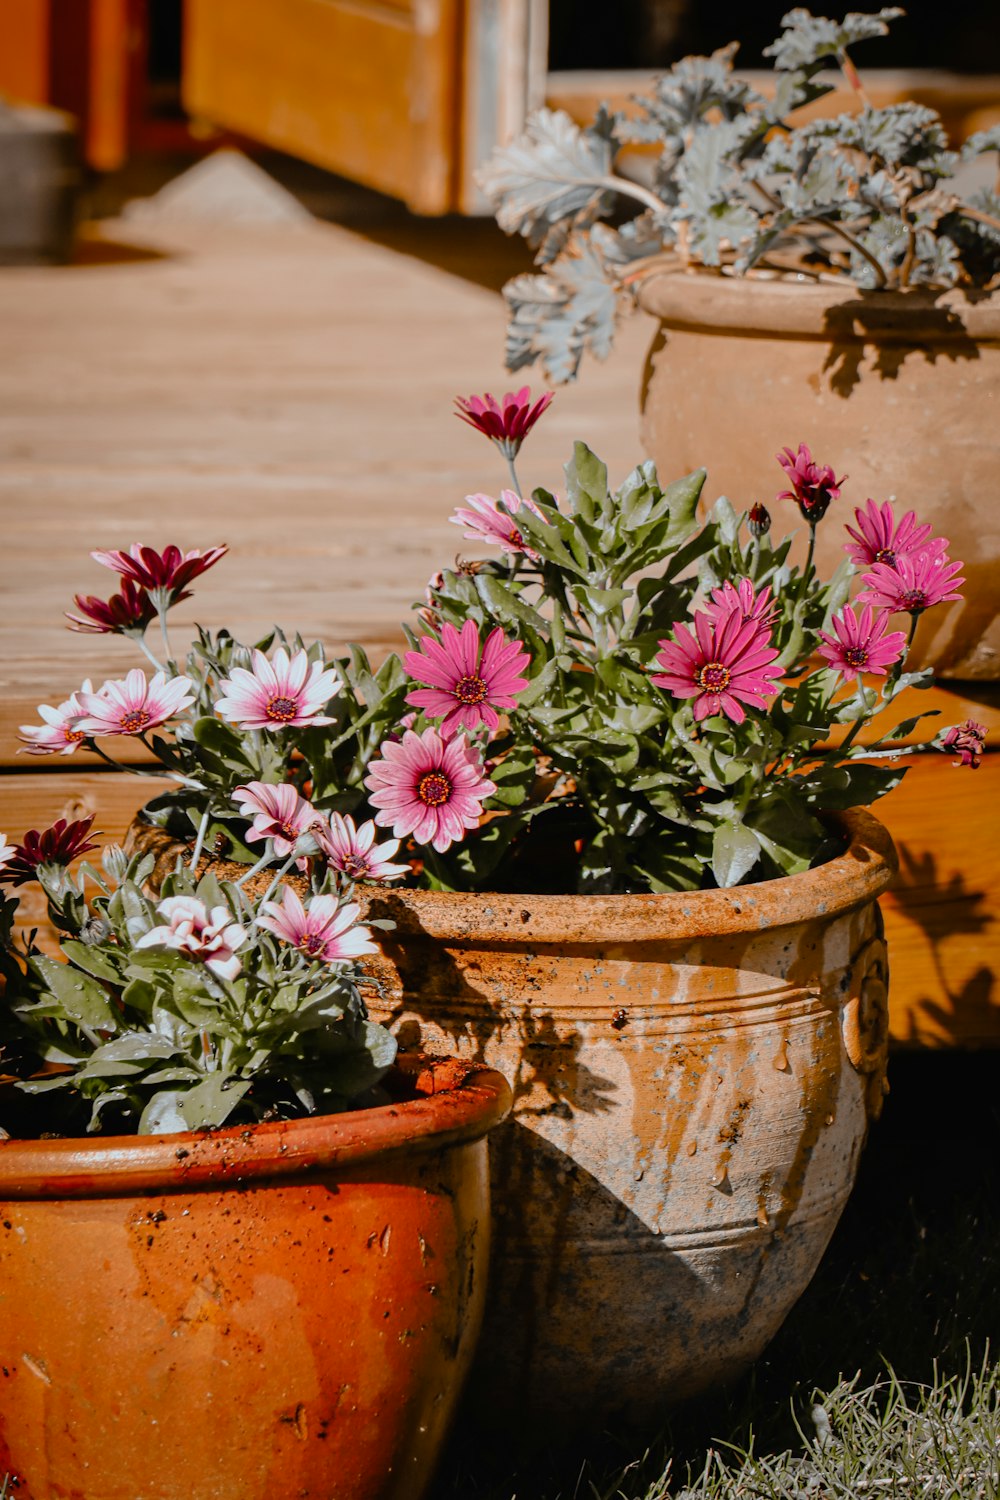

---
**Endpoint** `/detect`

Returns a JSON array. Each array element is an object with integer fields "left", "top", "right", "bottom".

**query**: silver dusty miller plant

[{"left": 480, "top": 7, "right": 1000, "bottom": 381}]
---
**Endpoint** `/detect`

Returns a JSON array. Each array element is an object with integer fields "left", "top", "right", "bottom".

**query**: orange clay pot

[
  {"left": 636, "top": 269, "right": 1000, "bottom": 679},
  {"left": 348, "top": 809, "right": 897, "bottom": 1435},
  {"left": 0, "top": 1055, "right": 511, "bottom": 1500}
]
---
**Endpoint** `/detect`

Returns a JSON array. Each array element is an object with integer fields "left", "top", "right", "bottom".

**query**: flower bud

[
  {"left": 80, "top": 913, "right": 112, "bottom": 946},
  {"left": 747, "top": 503, "right": 771, "bottom": 538},
  {"left": 102, "top": 843, "right": 130, "bottom": 883}
]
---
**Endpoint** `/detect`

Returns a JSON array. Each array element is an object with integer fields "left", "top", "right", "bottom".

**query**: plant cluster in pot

[
  {"left": 478, "top": 5, "right": 1000, "bottom": 679},
  {"left": 12, "top": 393, "right": 986, "bottom": 1437},
  {"left": 0, "top": 826, "right": 511, "bottom": 1500}
]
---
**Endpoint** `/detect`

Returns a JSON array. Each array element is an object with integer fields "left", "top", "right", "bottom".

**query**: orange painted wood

[
  {"left": 0, "top": 0, "right": 51, "bottom": 102},
  {"left": 85, "top": 0, "right": 132, "bottom": 171},
  {"left": 183, "top": 0, "right": 463, "bottom": 213}
]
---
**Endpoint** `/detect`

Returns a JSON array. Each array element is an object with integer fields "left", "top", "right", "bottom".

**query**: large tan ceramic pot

[
  {"left": 0, "top": 1055, "right": 511, "bottom": 1500},
  {"left": 349, "top": 809, "right": 897, "bottom": 1434},
  {"left": 637, "top": 270, "right": 1000, "bottom": 680}
]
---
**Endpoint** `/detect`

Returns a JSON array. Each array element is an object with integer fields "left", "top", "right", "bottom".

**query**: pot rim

[
  {"left": 0, "top": 1054, "right": 511, "bottom": 1199},
  {"left": 353, "top": 808, "right": 896, "bottom": 945},
  {"left": 635, "top": 264, "right": 1000, "bottom": 340}
]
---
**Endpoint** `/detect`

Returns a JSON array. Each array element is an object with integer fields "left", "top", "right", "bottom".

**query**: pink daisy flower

[
  {"left": 776, "top": 443, "right": 845, "bottom": 523},
  {"left": 817, "top": 605, "right": 908, "bottom": 684},
  {"left": 258, "top": 888, "right": 378, "bottom": 963},
  {"left": 941, "top": 720, "right": 987, "bottom": 770},
  {"left": 232, "top": 782, "right": 319, "bottom": 859},
  {"left": 709, "top": 578, "right": 777, "bottom": 628},
  {"left": 651, "top": 603, "right": 783, "bottom": 725},
  {"left": 135, "top": 895, "right": 246, "bottom": 981},
  {"left": 0, "top": 817, "right": 99, "bottom": 887},
  {"left": 454, "top": 387, "right": 553, "bottom": 458},
  {"left": 364, "top": 727, "right": 497, "bottom": 853},
  {"left": 18, "top": 681, "right": 94, "bottom": 756},
  {"left": 856, "top": 551, "right": 965, "bottom": 615},
  {"left": 76, "top": 669, "right": 195, "bottom": 737},
  {"left": 91, "top": 543, "right": 228, "bottom": 606},
  {"left": 843, "top": 499, "right": 948, "bottom": 571},
  {"left": 404, "top": 620, "right": 531, "bottom": 735},
  {"left": 215, "top": 648, "right": 340, "bottom": 731},
  {"left": 66, "top": 579, "right": 159, "bottom": 636},
  {"left": 314, "top": 813, "right": 409, "bottom": 882},
  {"left": 449, "top": 490, "right": 545, "bottom": 561}
]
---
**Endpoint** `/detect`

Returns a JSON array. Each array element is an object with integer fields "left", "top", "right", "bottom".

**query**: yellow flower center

[{"left": 417, "top": 771, "right": 452, "bottom": 807}]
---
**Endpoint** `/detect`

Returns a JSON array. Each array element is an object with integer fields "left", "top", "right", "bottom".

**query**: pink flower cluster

[{"left": 231, "top": 783, "right": 409, "bottom": 882}]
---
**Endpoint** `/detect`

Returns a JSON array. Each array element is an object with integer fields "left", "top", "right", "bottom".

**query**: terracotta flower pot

[
  {"left": 0, "top": 1054, "right": 511, "bottom": 1500},
  {"left": 345, "top": 810, "right": 897, "bottom": 1434},
  {"left": 636, "top": 269, "right": 1000, "bottom": 680}
]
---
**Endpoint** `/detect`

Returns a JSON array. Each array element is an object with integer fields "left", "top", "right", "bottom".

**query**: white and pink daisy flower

[
  {"left": 215, "top": 648, "right": 340, "bottom": 731},
  {"left": 76, "top": 669, "right": 195, "bottom": 737},
  {"left": 18, "top": 682, "right": 94, "bottom": 756},
  {"left": 817, "top": 605, "right": 908, "bottom": 684},
  {"left": 449, "top": 489, "right": 545, "bottom": 561},
  {"left": 651, "top": 600, "right": 783, "bottom": 725},
  {"left": 258, "top": 888, "right": 378, "bottom": 963},
  {"left": 404, "top": 620, "right": 531, "bottom": 735},
  {"left": 364, "top": 727, "right": 497, "bottom": 853},
  {"left": 0, "top": 835, "right": 15, "bottom": 877},
  {"left": 856, "top": 550, "right": 965, "bottom": 616},
  {"left": 843, "top": 499, "right": 948, "bottom": 571},
  {"left": 231, "top": 782, "right": 319, "bottom": 859},
  {"left": 314, "top": 813, "right": 409, "bottom": 882},
  {"left": 135, "top": 895, "right": 247, "bottom": 981}
]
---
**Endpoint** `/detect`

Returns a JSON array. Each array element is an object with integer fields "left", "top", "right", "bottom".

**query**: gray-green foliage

[
  {"left": 479, "top": 7, "right": 1000, "bottom": 380},
  {"left": 1, "top": 850, "right": 395, "bottom": 1136},
  {"left": 417, "top": 442, "right": 930, "bottom": 897}
]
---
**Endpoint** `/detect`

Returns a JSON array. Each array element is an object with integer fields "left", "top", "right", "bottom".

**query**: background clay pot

[
  {"left": 349, "top": 811, "right": 897, "bottom": 1435},
  {"left": 637, "top": 270, "right": 1000, "bottom": 680},
  {"left": 0, "top": 1055, "right": 511, "bottom": 1500}
]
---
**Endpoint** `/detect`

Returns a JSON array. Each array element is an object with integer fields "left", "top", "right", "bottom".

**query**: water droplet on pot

[
  {"left": 773, "top": 1038, "right": 790, "bottom": 1072},
  {"left": 687, "top": 1140, "right": 698, "bottom": 1156},
  {"left": 756, "top": 1205, "right": 769, "bottom": 1228},
  {"left": 710, "top": 1165, "right": 732, "bottom": 1194}
]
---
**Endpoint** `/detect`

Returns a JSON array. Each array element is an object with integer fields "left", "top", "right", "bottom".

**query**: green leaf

[
  {"left": 564, "top": 441, "right": 608, "bottom": 525},
  {"left": 58, "top": 941, "right": 122, "bottom": 983},
  {"left": 177, "top": 1072, "right": 253, "bottom": 1131},
  {"left": 31, "top": 955, "right": 119, "bottom": 1030},
  {"left": 711, "top": 822, "right": 761, "bottom": 888}
]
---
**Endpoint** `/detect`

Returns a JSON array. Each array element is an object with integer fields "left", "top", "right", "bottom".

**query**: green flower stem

[
  {"left": 156, "top": 605, "right": 174, "bottom": 668},
  {"left": 235, "top": 845, "right": 278, "bottom": 890},
  {"left": 189, "top": 808, "right": 212, "bottom": 873},
  {"left": 505, "top": 453, "right": 522, "bottom": 496},
  {"left": 86, "top": 738, "right": 189, "bottom": 782},
  {"left": 135, "top": 634, "right": 166, "bottom": 673},
  {"left": 907, "top": 612, "right": 921, "bottom": 651},
  {"left": 253, "top": 852, "right": 301, "bottom": 913}
]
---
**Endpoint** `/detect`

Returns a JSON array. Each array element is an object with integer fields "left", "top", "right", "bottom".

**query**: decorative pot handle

[{"left": 842, "top": 906, "right": 890, "bottom": 1122}]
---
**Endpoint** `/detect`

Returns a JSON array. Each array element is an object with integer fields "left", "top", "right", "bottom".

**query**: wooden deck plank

[{"left": 0, "top": 208, "right": 997, "bottom": 1047}]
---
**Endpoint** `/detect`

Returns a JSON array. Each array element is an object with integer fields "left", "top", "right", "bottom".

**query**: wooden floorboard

[{"left": 0, "top": 208, "right": 997, "bottom": 1047}]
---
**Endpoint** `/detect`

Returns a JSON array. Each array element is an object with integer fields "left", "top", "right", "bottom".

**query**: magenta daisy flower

[
  {"left": 404, "top": 620, "right": 531, "bottom": 735},
  {"left": 776, "top": 443, "right": 845, "bottom": 523},
  {"left": 258, "top": 888, "right": 377, "bottom": 963},
  {"left": 66, "top": 579, "right": 159, "bottom": 636},
  {"left": 314, "top": 814, "right": 409, "bottom": 882},
  {"left": 232, "top": 782, "right": 319, "bottom": 859},
  {"left": 135, "top": 895, "right": 247, "bottom": 981},
  {"left": 454, "top": 387, "right": 553, "bottom": 459},
  {"left": 0, "top": 817, "right": 99, "bottom": 886},
  {"left": 856, "top": 551, "right": 965, "bottom": 615},
  {"left": 215, "top": 648, "right": 340, "bottom": 731},
  {"left": 18, "top": 681, "right": 94, "bottom": 756},
  {"left": 843, "top": 499, "right": 947, "bottom": 571},
  {"left": 941, "top": 720, "right": 987, "bottom": 770},
  {"left": 709, "top": 579, "right": 776, "bottom": 628},
  {"left": 817, "top": 605, "right": 908, "bottom": 684},
  {"left": 449, "top": 490, "right": 545, "bottom": 561},
  {"left": 364, "top": 727, "right": 497, "bottom": 853},
  {"left": 651, "top": 605, "right": 783, "bottom": 725},
  {"left": 76, "top": 669, "right": 195, "bottom": 737},
  {"left": 91, "top": 543, "right": 228, "bottom": 607}
]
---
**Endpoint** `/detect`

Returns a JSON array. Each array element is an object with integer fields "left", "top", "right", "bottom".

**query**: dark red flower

[
  {"left": 941, "top": 720, "right": 987, "bottom": 770},
  {"left": 0, "top": 817, "right": 99, "bottom": 886},
  {"left": 454, "top": 387, "right": 553, "bottom": 459},
  {"left": 776, "top": 444, "right": 845, "bottom": 524},
  {"left": 65, "top": 578, "right": 162, "bottom": 636},
  {"left": 90, "top": 544, "right": 228, "bottom": 604}
]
